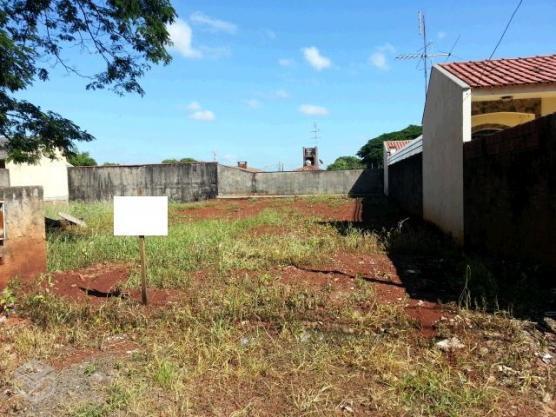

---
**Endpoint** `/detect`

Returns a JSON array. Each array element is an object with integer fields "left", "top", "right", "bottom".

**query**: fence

[{"left": 463, "top": 113, "right": 556, "bottom": 268}]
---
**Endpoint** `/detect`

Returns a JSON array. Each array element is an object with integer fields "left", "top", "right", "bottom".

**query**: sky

[{"left": 18, "top": 0, "right": 556, "bottom": 170}]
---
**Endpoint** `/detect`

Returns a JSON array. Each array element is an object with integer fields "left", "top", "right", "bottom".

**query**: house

[
  {"left": 0, "top": 139, "right": 71, "bottom": 203},
  {"left": 422, "top": 54, "right": 556, "bottom": 241},
  {"left": 382, "top": 140, "right": 413, "bottom": 195}
]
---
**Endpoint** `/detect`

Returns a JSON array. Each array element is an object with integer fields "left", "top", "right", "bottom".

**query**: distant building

[
  {"left": 0, "top": 139, "right": 71, "bottom": 202},
  {"left": 299, "top": 147, "right": 320, "bottom": 171}
]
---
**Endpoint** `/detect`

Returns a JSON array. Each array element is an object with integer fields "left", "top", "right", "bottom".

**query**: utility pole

[{"left": 396, "top": 11, "right": 451, "bottom": 95}]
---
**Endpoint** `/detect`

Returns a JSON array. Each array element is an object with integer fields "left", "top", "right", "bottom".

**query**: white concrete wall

[
  {"left": 7, "top": 152, "right": 70, "bottom": 202},
  {"left": 422, "top": 66, "right": 471, "bottom": 242}
]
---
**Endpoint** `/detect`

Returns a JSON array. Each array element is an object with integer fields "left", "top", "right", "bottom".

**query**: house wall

[
  {"left": 217, "top": 165, "right": 383, "bottom": 197},
  {"left": 463, "top": 113, "right": 556, "bottom": 268},
  {"left": 0, "top": 169, "right": 10, "bottom": 187},
  {"left": 68, "top": 163, "right": 218, "bottom": 202},
  {"left": 388, "top": 153, "right": 423, "bottom": 217},
  {"left": 422, "top": 65, "right": 471, "bottom": 242},
  {"left": 542, "top": 96, "right": 556, "bottom": 116},
  {"left": 7, "top": 153, "right": 70, "bottom": 202},
  {"left": 0, "top": 186, "right": 46, "bottom": 288}
]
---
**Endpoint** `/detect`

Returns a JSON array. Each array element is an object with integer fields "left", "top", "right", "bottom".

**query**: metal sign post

[{"left": 113, "top": 196, "right": 168, "bottom": 306}]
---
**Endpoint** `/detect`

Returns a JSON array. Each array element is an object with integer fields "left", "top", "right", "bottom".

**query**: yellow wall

[
  {"left": 542, "top": 97, "right": 556, "bottom": 116},
  {"left": 471, "top": 112, "right": 535, "bottom": 130}
]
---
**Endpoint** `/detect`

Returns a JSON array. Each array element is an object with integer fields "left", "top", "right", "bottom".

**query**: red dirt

[
  {"left": 47, "top": 263, "right": 182, "bottom": 307},
  {"left": 49, "top": 335, "right": 140, "bottom": 370},
  {"left": 280, "top": 253, "right": 449, "bottom": 337},
  {"left": 176, "top": 197, "right": 363, "bottom": 222}
]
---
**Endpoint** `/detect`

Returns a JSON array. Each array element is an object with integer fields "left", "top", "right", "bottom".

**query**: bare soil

[
  {"left": 47, "top": 263, "right": 182, "bottom": 307},
  {"left": 176, "top": 197, "right": 363, "bottom": 222}
]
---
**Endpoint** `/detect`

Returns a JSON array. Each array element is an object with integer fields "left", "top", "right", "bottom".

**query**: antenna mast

[
  {"left": 311, "top": 122, "right": 320, "bottom": 146},
  {"left": 397, "top": 11, "right": 450, "bottom": 95}
]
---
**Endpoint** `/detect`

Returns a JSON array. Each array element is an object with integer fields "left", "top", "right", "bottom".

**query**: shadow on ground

[{"left": 326, "top": 196, "right": 555, "bottom": 321}]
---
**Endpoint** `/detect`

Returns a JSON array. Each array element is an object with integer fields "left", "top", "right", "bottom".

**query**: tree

[
  {"left": 68, "top": 151, "right": 96, "bottom": 166},
  {"left": 357, "top": 125, "right": 422, "bottom": 168},
  {"left": 0, "top": 1, "right": 176, "bottom": 163},
  {"left": 162, "top": 158, "right": 197, "bottom": 164},
  {"left": 102, "top": 162, "right": 118, "bottom": 166},
  {"left": 327, "top": 156, "right": 364, "bottom": 171}
]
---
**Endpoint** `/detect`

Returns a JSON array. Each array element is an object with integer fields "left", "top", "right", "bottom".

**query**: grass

[{"left": 1, "top": 197, "right": 553, "bottom": 416}]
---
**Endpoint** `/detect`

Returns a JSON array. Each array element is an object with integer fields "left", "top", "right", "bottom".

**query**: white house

[
  {"left": 0, "top": 140, "right": 71, "bottom": 202},
  {"left": 422, "top": 54, "right": 556, "bottom": 242}
]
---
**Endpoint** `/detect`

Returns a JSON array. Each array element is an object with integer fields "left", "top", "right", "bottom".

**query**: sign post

[{"left": 114, "top": 196, "right": 168, "bottom": 305}]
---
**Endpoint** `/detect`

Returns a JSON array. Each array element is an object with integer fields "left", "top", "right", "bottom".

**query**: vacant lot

[{"left": 1, "top": 196, "right": 555, "bottom": 416}]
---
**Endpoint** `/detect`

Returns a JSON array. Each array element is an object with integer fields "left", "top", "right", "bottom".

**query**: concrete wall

[
  {"left": 217, "top": 165, "right": 383, "bottom": 197},
  {"left": 0, "top": 186, "right": 46, "bottom": 288},
  {"left": 388, "top": 153, "right": 423, "bottom": 217},
  {"left": 69, "top": 163, "right": 218, "bottom": 202},
  {"left": 463, "top": 114, "right": 556, "bottom": 269},
  {"left": 7, "top": 151, "right": 70, "bottom": 202},
  {"left": 217, "top": 165, "right": 255, "bottom": 196},
  {"left": 422, "top": 65, "right": 472, "bottom": 242},
  {"left": 0, "top": 169, "right": 9, "bottom": 187}
]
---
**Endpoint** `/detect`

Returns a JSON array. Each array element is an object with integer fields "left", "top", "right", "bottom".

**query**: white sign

[{"left": 113, "top": 196, "right": 168, "bottom": 236}]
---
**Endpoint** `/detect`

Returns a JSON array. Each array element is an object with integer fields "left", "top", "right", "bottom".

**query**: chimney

[{"left": 237, "top": 161, "right": 248, "bottom": 169}]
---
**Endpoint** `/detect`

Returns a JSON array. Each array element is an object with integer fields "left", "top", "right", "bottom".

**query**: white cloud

[
  {"left": 299, "top": 104, "right": 329, "bottom": 116},
  {"left": 302, "top": 47, "right": 331, "bottom": 71},
  {"left": 369, "top": 43, "right": 396, "bottom": 71},
  {"left": 274, "top": 89, "right": 289, "bottom": 99},
  {"left": 167, "top": 19, "right": 202, "bottom": 59},
  {"left": 190, "top": 11, "right": 237, "bottom": 34},
  {"left": 278, "top": 58, "right": 294, "bottom": 67},
  {"left": 186, "top": 102, "right": 215, "bottom": 121},
  {"left": 190, "top": 110, "right": 215, "bottom": 121},
  {"left": 245, "top": 99, "right": 262, "bottom": 109},
  {"left": 369, "top": 52, "right": 388, "bottom": 70},
  {"left": 187, "top": 101, "right": 202, "bottom": 111}
]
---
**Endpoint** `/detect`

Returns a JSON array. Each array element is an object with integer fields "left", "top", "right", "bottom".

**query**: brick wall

[
  {"left": 388, "top": 153, "right": 423, "bottom": 217},
  {"left": 463, "top": 113, "right": 556, "bottom": 268}
]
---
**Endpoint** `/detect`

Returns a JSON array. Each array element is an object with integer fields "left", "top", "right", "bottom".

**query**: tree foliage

[
  {"left": 162, "top": 157, "right": 197, "bottom": 164},
  {"left": 327, "top": 156, "right": 364, "bottom": 171},
  {"left": 0, "top": 0, "right": 176, "bottom": 163},
  {"left": 67, "top": 150, "right": 96, "bottom": 166},
  {"left": 357, "top": 125, "right": 422, "bottom": 168}
]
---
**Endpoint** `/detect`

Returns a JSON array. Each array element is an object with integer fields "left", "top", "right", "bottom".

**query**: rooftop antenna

[
  {"left": 311, "top": 122, "right": 320, "bottom": 146},
  {"left": 396, "top": 11, "right": 451, "bottom": 95}
]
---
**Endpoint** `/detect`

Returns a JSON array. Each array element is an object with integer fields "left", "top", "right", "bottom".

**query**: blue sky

[{"left": 19, "top": 0, "right": 556, "bottom": 169}]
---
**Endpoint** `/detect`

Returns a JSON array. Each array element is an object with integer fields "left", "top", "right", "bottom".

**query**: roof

[
  {"left": 439, "top": 54, "right": 556, "bottom": 89},
  {"left": 384, "top": 140, "right": 412, "bottom": 152}
]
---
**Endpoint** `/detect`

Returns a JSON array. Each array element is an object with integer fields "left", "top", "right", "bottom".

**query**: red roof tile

[
  {"left": 439, "top": 54, "right": 556, "bottom": 89},
  {"left": 384, "top": 140, "right": 412, "bottom": 151}
]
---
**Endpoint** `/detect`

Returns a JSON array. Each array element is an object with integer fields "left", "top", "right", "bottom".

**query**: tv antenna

[
  {"left": 396, "top": 11, "right": 457, "bottom": 95},
  {"left": 311, "top": 122, "right": 320, "bottom": 146}
]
